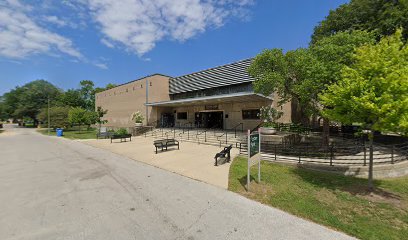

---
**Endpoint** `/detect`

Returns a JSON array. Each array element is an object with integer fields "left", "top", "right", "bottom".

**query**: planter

[
  {"left": 260, "top": 127, "right": 277, "bottom": 135},
  {"left": 135, "top": 123, "right": 143, "bottom": 127}
]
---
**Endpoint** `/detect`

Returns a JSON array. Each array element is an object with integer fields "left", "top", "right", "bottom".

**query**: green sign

[{"left": 249, "top": 133, "right": 260, "bottom": 157}]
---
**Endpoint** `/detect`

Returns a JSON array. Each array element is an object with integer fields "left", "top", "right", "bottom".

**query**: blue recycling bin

[{"left": 56, "top": 128, "right": 64, "bottom": 137}]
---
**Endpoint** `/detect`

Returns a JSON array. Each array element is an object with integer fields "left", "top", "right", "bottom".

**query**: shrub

[
  {"left": 115, "top": 128, "right": 128, "bottom": 135},
  {"left": 131, "top": 111, "right": 144, "bottom": 123}
]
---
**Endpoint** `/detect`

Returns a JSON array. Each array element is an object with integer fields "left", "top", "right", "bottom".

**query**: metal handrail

[
  {"left": 164, "top": 128, "right": 175, "bottom": 139},
  {"left": 216, "top": 131, "right": 228, "bottom": 147},
  {"left": 231, "top": 123, "right": 243, "bottom": 138},
  {"left": 250, "top": 122, "right": 263, "bottom": 133},
  {"left": 196, "top": 129, "right": 208, "bottom": 142}
]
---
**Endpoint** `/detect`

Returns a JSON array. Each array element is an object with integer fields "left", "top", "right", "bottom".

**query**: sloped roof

[{"left": 169, "top": 58, "right": 254, "bottom": 94}]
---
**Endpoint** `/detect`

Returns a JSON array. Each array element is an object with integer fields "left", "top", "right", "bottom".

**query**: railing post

[
  {"left": 274, "top": 145, "right": 277, "bottom": 161},
  {"left": 391, "top": 145, "right": 394, "bottom": 164},
  {"left": 173, "top": 129, "right": 175, "bottom": 139},
  {"left": 205, "top": 131, "right": 207, "bottom": 142},
  {"left": 226, "top": 131, "right": 228, "bottom": 144},
  {"left": 298, "top": 148, "right": 301, "bottom": 163},
  {"left": 188, "top": 129, "right": 189, "bottom": 140},
  {"left": 363, "top": 143, "right": 367, "bottom": 166},
  {"left": 330, "top": 143, "right": 334, "bottom": 166}
]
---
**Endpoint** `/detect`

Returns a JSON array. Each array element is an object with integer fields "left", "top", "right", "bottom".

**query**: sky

[{"left": 0, "top": 0, "right": 349, "bottom": 95}]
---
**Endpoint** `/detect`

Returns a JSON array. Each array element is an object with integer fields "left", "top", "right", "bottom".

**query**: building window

[
  {"left": 242, "top": 109, "right": 260, "bottom": 120},
  {"left": 141, "top": 84, "right": 143, "bottom": 88},
  {"left": 150, "top": 82, "right": 152, "bottom": 86},
  {"left": 177, "top": 112, "right": 188, "bottom": 120}
]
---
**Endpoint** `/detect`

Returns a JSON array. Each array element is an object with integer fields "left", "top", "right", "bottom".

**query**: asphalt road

[{"left": 0, "top": 125, "right": 354, "bottom": 240}]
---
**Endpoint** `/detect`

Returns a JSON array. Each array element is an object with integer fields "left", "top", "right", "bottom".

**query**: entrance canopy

[{"left": 145, "top": 92, "right": 272, "bottom": 107}]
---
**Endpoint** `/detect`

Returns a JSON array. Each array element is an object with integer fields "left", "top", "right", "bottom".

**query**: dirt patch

[
  {"left": 343, "top": 184, "right": 406, "bottom": 208},
  {"left": 240, "top": 181, "right": 276, "bottom": 204}
]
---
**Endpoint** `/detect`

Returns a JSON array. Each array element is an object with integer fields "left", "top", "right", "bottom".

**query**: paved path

[{"left": 0, "top": 126, "right": 354, "bottom": 240}]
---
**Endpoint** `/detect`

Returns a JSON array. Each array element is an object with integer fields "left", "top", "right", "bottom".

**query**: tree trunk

[{"left": 368, "top": 131, "right": 374, "bottom": 191}]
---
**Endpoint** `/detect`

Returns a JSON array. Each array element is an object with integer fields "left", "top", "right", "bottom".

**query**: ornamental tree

[{"left": 320, "top": 30, "right": 408, "bottom": 190}]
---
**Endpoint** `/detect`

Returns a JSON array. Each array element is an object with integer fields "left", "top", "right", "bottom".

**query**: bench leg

[{"left": 214, "top": 157, "right": 218, "bottom": 166}]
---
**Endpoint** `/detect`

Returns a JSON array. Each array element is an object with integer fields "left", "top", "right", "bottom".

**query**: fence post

[
  {"left": 330, "top": 143, "right": 334, "bottom": 166},
  {"left": 298, "top": 148, "right": 301, "bottom": 164},
  {"left": 173, "top": 129, "right": 175, "bottom": 139},
  {"left": 205, "top": 131, "right": 207, "bottom": 142},
  {"left": 226, "top": 131, "right": 228, "bottom": 144},
  {"left": 391, "top": 145, "right": 394, "bottom": 164},
  {"left": 274, "top": 145, "right": 277, "bottom": 161},
  {"left": 363, "top": 143, "right": 367, "bottom": 166}
]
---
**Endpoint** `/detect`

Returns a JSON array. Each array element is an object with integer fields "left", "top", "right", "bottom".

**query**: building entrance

[{"left": 195, "top": 111, "right": 223, "bottom": 129}]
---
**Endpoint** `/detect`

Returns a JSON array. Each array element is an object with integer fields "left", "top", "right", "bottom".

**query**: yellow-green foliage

[{"left": 320, "top": 29, "right": 408, "bottom": 135}]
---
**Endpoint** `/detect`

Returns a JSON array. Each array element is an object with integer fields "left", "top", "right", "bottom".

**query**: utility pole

[{"left": 47, "top": 98, "right": 50, "bottom": 136}]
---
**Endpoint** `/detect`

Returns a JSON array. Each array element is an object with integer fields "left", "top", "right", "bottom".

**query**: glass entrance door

[{"left": 195, "top": 111, "right": 223, "bottom": 129}]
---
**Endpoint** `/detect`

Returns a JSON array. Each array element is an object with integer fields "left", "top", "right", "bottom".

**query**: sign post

[{"left": 247, "top": 129, "right": 261, "bottom": 191}]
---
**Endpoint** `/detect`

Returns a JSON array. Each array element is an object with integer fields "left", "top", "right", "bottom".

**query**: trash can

[{"left": 56, "top": 128, "right": 64, "bottom": 137}]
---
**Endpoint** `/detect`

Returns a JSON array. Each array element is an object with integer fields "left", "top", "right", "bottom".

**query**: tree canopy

[
  {"left": 320, "top": 30, "right": 408, "bottom": 135},
  {"left": 248, "top": 48, "right": 325, "bottom": 124},
  {"left": 1, "top": 80, "right": 62, "bottom": 123},
  {"left": 312, "top": 0, "right": 408, "bottom": 43}
]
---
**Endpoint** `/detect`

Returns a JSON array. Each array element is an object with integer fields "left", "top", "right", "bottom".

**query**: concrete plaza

[{"left": 84, "top": 136, "right": 236, "bottom": 189}]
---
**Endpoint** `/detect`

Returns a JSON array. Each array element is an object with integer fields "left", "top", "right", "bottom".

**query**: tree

[
  {"left": 95, "top": 83, "right": 117, "bottom": 94},
  {"left": 79, "top": 80, "right": 95, "bottom": 111},
  {"left": 37, "top": 106, "right": 70, "bottom": 129},
  {"left": 95, "top": 106, "right": 108, "bottom": 133},
  {"left": 320, "top": 30, "right": 408, "bottom": 190},
  {"left": 248, "top": 48, "right": 325, "bottom": 125},
  {"left": 58, "top": 89, "right": 86, "bottom": 108},
  {"left": 68, "top": 107, "right": 88, "bottom": 130},
  {"left": 309, "top": 31, "right": 375, "bottom": 142},
  {"left": 68, "top": 107, "right": 98, "bottom": 130},
  {"left": 312, "top": 0, "right": 408, "bottom": 43},
  {"left": 1, "top": 80, "right": 62, "bottom": 124}
]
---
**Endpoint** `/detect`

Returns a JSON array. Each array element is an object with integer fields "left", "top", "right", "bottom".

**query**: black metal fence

[{"left": 239, "top": 133, "right": 408, "bottom": 166}]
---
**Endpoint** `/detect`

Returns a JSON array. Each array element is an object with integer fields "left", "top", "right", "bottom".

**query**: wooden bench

[
  {"left": 214, "top": 145, "right": 233, "bottom": 166},
  {"left": 110, "top": 134, "right": 132, "bottom": 143},
  {"left": 154, "top": 139, "right": 179, "bottom": 154}
]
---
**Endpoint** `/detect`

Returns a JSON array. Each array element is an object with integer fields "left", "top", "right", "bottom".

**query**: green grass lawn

[
  {"left": 37, "top": 128, "right": 98, "bottom": 140},
  {"left": 229, "top": 156, "right": 408, "bottom": 240}
]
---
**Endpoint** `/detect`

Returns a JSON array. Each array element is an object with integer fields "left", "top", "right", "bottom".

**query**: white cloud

[
  {"left": 0, "top": 0, "right": 82, "bottom": 59},
  {"left": 84, "top": 0, "right": 253, "bottom": 55},
  {"left": 101, "top": 38, "right": 115, "bottom": 48},
  {"left": 43, "top": 15, "right": 67, "bottom": 27},
  {"left": 93, "top": 62, "right": 108, "bottom": 69}
]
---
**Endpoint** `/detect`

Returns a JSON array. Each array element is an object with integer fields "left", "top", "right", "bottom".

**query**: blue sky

[{"left": 0, "top": 0, "right": 349, "bottom": 95}]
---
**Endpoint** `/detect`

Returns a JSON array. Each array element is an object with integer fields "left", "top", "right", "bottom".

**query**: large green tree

[
  {"left": 312, "top": 0, "right": 408, "bottom": 43},
  {"left": 37, "top": 106, "right": 70, "bottom": 129},
  {"left": 248, "top": 48, "right": 325, "bottom": 125},
  {"left": 320, "top": 30, "right": 408, "bottom": 189},
  {"left": 79, "top": 80, "right": 96, "bottom": 111},
  {"left": 58, "top": 89, "right": 86, "bottom": 108},
  {"left": 1, "top": 80, "right": 61, "bottom": 124}
]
